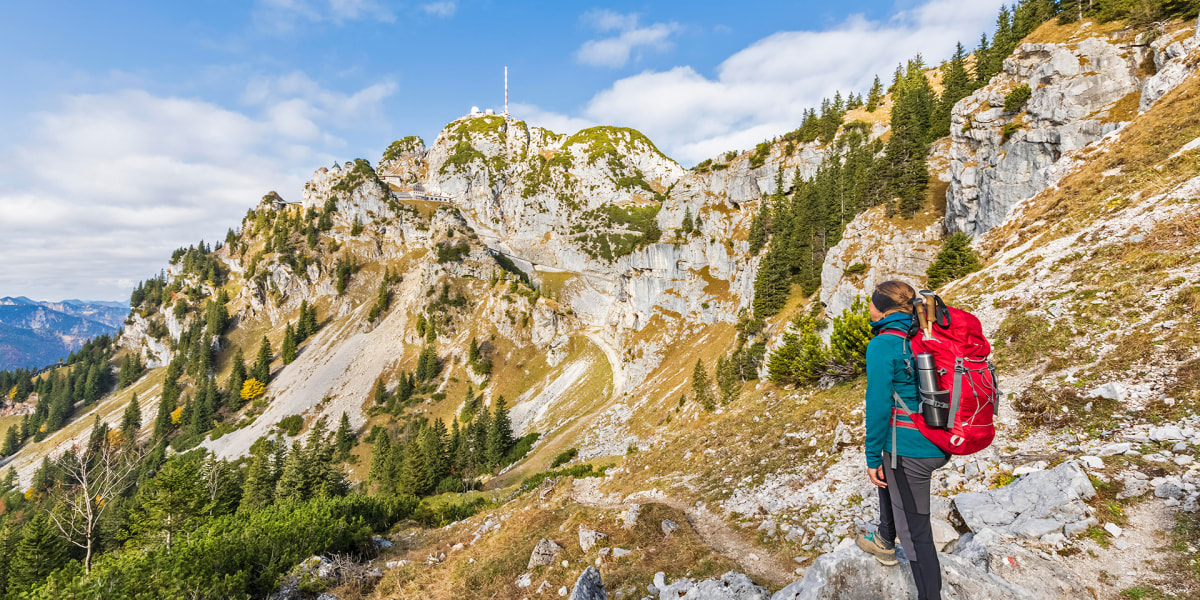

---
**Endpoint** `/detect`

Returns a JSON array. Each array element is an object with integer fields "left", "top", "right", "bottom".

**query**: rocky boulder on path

[
  {"left": 952, "top": 461, "right": 1097, "bottom": 542},
  {"left": 658, "top": 571, "right": 771, "bottom": 600}
]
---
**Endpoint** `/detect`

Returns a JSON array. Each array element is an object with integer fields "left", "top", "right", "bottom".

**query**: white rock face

[
  {"left": 946, "top": 37, "right": 1145, "bottom": 235},
  {"left": 1139, "top": 19, "right": 1200, "bottom": 112},
  {"left": 819, "top": 206, "right": 943, "bottom": 319}
]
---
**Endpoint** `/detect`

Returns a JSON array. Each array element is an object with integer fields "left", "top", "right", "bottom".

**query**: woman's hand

[{"left": 868, "top": 466, "right": 887, "bottom": 488}]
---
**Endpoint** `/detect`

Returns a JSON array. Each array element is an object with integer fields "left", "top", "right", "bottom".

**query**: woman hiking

[{"left": 855, "top": 280, "right": 949, "bottom": 600}]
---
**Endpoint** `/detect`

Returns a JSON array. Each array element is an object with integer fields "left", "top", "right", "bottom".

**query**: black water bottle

[{"left": 915, "top": 353, "right": 949, "bottom": 428}]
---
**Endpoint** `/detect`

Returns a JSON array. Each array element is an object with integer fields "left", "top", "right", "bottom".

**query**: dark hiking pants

[{"left": 877, "top": 452, "right": 949, "bottom": 600}]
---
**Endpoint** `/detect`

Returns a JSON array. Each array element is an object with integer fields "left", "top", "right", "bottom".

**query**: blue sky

[{"left": 0, "top": 0, "right": 1006, "bottom": 301}]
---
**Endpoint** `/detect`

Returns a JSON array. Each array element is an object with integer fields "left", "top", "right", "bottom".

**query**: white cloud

[
  {"left": 576, "top": 10, "right": 680, "bottom": 68},
  {"left": 421, "top": 1, "right": 457, "bottom": 17},
  {"left": 253, "top": 0, "right": 394, "bottom": 32},
  {"left": 575, "top": 0, "right": 1006, "bottom": 163},
  {"left": 0, "top": 77, "right": 395, "bottom": 301}
]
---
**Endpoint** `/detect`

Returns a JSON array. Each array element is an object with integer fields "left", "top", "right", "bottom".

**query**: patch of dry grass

[{"left": 363, "top": 498, "right": 736, "bottom": 600}]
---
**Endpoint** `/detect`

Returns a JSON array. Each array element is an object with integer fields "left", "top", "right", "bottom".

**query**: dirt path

[{"left": 570, "top": 478, "right": 797, "bottom": 589}]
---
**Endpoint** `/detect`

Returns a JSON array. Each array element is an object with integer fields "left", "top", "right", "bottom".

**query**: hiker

[{"left": 856, "top": 280, "right": 950, "bottom": 600}]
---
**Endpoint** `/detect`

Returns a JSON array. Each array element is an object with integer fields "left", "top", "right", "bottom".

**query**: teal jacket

[{"left": 864, "top": 313, "right": 946, "bottom": 469}]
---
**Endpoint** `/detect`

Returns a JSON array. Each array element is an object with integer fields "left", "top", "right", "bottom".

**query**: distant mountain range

[{"left": 0, "top": 297, "right": 128, "bottom": 371}]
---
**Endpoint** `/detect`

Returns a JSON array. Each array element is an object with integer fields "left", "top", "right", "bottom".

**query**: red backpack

[{"left": 884, "top": 294, "right": 999, "bottom": 462}]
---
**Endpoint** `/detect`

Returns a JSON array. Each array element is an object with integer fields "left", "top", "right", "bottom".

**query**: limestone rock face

[
  {"left": 1139, "top": 19, "right": 1200, "bottom": 112},
  {"left": 377, "top": 136, "right": 427, "bottom": 184},
  {"left": 568, "top": 566, "right": 608, "bottom": 600},
  {"left": 951, "top": 461, "right": 1097, "bottom": 541},
  {"left": 658, "top": 571, "right": 770, "bottom": 600},
  {"left": 120, "top": 312, "right": 172, "bottom": 368},
  {"left": 818, "top": 206, "right": 943, "bottom": 320},
  {"left": 945, "top": 37, "right": 1145, "bottom": 235}
]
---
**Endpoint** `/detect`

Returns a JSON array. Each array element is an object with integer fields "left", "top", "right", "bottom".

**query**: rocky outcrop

[
  {"left": 818, "top": 205, "right": 943, "bottom": 319},
  {"left": 770, "top": 533, "right": 1090, "bottom": 600},
  {"left": 270, "top": 555, "right": 381, "bottom": 600},
  {"left": 578, "top": 525, "right": 608, "bottom": 552},
  {"left": 658, "top": 571, "right": 770, "bottom": 600},
  {"left": 946, "top": 36, "right": 1146, "bottom": 235},
  {"left": 527, "top": 538, "right": 564, "bottom": 569},
  {"left": 952, "top": 461, "right": 1097, "bottom": 542},
  {"left": 1139, "top": 19, "right": 1200, "bottom": 112},
  {"left": 568, "top": 566, "right": 608, "bottom": 600}
]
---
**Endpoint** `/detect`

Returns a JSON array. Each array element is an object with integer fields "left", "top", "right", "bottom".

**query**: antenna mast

[{"left": 504, "top": 66, "right": 509, "bottom": 118}]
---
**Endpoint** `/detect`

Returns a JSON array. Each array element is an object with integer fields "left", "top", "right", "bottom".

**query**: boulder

[
  {"left": 579, "top": 526, "right": 608, "bottom": 553},
  {"left": 658, "top": 571, "right": 770, "bottom": 600},
  {"left": 771, "top": 533, "right": 1091, "bottom": 600},
  {"left": 662, "top": 519, "right": 679, "bottom": 536},
  {"left": 624, "top": 504, "right": 642, "bottom": 529},
  {"left": 951, "top": 461, "right": 1095, "bottom": 540},
  {"left": 1091, "top": 382, "right": 1126, "bottom": 402},
  {"left": 1150, "top": 426, "right": 1186, "bottom": 442},
  {"left": 529, "top": 538, "right": 565, "bottom": 569},
  {"left": 569, "top": 566, "right": 607, "bottom": 600}
]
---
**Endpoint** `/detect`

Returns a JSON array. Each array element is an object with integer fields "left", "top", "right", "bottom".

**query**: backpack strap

[
  {"left": 891, "top": 391, "right": 900, "bottom": 470},
  {"left": 988, "top": 360, "right": 1001, "bottom": 416},
  {"left": 949, "top": 358, "right": 964, "bottom": 428}
]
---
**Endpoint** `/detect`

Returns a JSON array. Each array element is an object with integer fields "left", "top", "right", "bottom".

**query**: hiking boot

[{"left": 856, "top": 531, "right": 898, "bottom": 566}]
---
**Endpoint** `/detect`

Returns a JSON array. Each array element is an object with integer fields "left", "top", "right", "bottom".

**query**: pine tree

[
  {"left": 752, "top": 242, "right": 793, "bottom": 318},
  {"left": 84, "top": 362, "right": 102, "bottom": 404},
  {"left": 274, "top": 441, "right": 310, "bottom": 502},
  {"left": 143, "top": 457, "right": 204, "bottom": 554},
  {"left": 931, "top": 43, "right": 972, "bottom": 140},
  {"left": 253, "top": 335, "right": 272, "bottom": 383},
  {"left": 415, "top": 313, "right": 428, "bottom": 339},
  {"left": 302, "top": 302, "right": 319, "bottom": 337},
  {"left": 926, "top": 232, "right": 983, "bottom": 288},
  {"left": 86, "top": 415, "right": 107, "bottom": 456},
  {"left": 459, "top": 385, "right": 478, "bottom": 422},
  {"left": 418, "top": 424, "right": 445, "bottom": 493},
  {"left": 398, "top": 437, "right": 427, "bottom": 496},
  {"left": 334, "top": 412, "right": 355, "bottom": 460},
  {"left": 153, "top": 380, "right": 178, "bottom": 441},
  {"left": 371, "top": 376, "right": 388, "bottom": 405},
  {"left": 681, "top": 207, "right": 694, "bottom": 235},
  {"left": 416, "top": 346, "right": 440, "bottom": 381},
  {"left": 748, "top": 203, "right": 770, "bottom": 256},
  {"left": 1, "top": 426, "right": 17, "bottom": 456},
  {"left": 692, "top": 359, "right": 715, "bottom": 411},
  {"left": 485, "top": 396, "right": 514, "bottom": 469},
  {"left": 227, "top": 348, "right": 247, "bottom": 404},
  {"left": 239, "top": 447, "right": 275, "bottom": 511},
  {"left": 468, "top": 337, "right": 481, "bottom": 365},
  {"left": 297, "top": 300, "right": 311, "bottom": 340},
  {"left": 8, "top": 515, "right": 65, "bottom": 591},
  {"left": 885, "top": 57, "right": 935, "bottom": 217},
  {"left": 369, "top": 433, "right": 394, "bottom": 495},
  {"left": 120, "top": 394, "right": 142, "bottom": 444},
  {"left": 974, "top": 33, "right": 995, "bottom": 85},
  {"left": 281, "top": 323, "right": 298, "bottom": 365},
  {"left": 118, "top": 354, "right": 135, "bottom": 388}
]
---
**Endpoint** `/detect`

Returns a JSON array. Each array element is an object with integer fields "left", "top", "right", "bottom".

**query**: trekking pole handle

[
  {"left": 918, "top": 290, "right": 936, "bottom": 336},
  {"left": 911, "top": 297, "right": 930, "bottom": 337}
]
